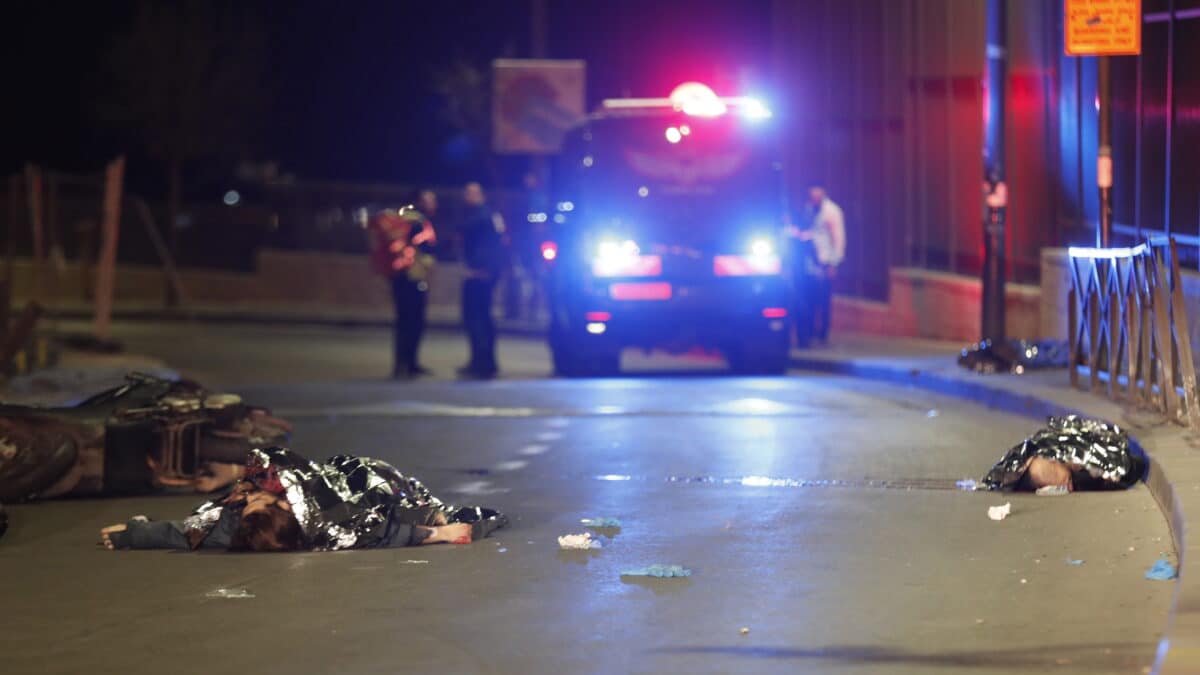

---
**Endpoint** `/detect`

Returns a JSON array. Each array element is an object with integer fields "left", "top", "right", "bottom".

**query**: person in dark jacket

[
  {"left": 457, "top": 182, "right": 507, "bottom": 379},
  {"left": 99, "top": 447, "right": 507, "bottom": 552}
]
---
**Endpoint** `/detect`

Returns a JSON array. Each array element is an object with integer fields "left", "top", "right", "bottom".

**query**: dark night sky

[{"left": 6, "top": 0, "right": 771, "bottom": 191}]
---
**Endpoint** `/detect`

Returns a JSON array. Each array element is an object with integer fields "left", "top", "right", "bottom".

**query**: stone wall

[{"left": 833, "top": 268, "right": 1041, "bottom": 342}]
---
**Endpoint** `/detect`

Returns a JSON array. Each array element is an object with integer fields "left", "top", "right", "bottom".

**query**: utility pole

[
  {"left": 981, "top": 0, "right": 1008, "bottom": 342},
  {"left": 1097, "top": 55, "right": 1113, "bottom": 247}
]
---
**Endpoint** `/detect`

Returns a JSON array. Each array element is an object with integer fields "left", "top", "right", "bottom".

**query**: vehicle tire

[
  {"left": 552, "top": 339, "right": 620, "bottom": 378},
  {"left": 727, "top": 341, "right": 790, "bottom": 376}
]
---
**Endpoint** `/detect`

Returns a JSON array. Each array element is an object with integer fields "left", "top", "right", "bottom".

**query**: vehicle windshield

[{"left": 567, "top": 115, "right": 783, "bottom": 243}]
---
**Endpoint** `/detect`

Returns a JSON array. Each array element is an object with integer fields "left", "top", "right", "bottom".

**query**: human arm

[
  {"left": 825, "top": 204, "right": 846, "bottom": 266},
  {"left": 379, "top": 520, "right": 472, "bottom": 548}
]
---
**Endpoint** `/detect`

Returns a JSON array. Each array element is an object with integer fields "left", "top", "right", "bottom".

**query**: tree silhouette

[{"left": 99, "top": 0, "right": 269, "bottom": 270}]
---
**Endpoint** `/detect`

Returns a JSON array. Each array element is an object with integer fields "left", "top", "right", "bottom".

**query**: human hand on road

[{"left": 99, "top": 523, "right": 127, "bottom": 550}]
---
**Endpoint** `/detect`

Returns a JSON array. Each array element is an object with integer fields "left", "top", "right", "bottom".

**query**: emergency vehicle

[{"left": 543, "top": 82, "right": 792, "bottom": 376}]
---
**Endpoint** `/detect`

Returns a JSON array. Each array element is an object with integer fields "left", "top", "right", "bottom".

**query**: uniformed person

[{"left": 457, "top": 182, "right": 506, "bottom": 379}]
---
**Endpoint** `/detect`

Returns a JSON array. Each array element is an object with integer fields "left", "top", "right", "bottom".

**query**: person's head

[
  {"left": 1022, "top": 456, "right": 1073, "bottom": 491},
  {"left": 229, "top": 489, "right": 304, "bottom": 552},
  {"left": 463, "top": 182, "right": 486, "bottom": 207},
  {"left": 416, "top": 189, "right": 438, "bottom": 216},
  {"left": 808, "top": 186, "right": 827, "bottom": 207}
]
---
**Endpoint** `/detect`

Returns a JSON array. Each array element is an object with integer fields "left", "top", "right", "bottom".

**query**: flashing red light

[
  {"left": 585, "top": 311, "right": 612, "bottom": 322},
  {"left": 762, "top": 307, "right": 788, "bottom": 319},
  {"left": 610, "top": 282, "right": 672, "bottom": 301},
  {"left": 669, "top": 82, "right": 727, "bottom": 117},
  {"left": 540, "top": 241, "right": 558, "bottom": 261}
]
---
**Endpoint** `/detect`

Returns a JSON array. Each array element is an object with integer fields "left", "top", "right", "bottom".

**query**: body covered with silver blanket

[
  {"left": 982, "top": 416, "right": 1148, "bottom": 491},
  {"left": 184, "top": 447, "right": 504, "bottom": 550}
]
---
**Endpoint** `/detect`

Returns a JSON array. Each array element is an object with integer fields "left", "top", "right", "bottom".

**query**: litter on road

[
  {"left": 205, "top": 588, "right": 255, "bottom": 599},
  {"left": 987, "top": 503, "right": 1012, "bottom": 521},
  {"left": 621, "top": 564, "right": 692, "bottom": 578},
  {"left": 1145, "top": 559, "right": 1178, "bottom": 581},
  {"left": 558, "top": 532, "right": 604, "bottom": 549}
]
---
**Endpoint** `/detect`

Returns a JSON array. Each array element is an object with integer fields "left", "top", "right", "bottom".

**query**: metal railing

[{"left": 1068, "top": 237, "right": 1200, "bottom": 427}]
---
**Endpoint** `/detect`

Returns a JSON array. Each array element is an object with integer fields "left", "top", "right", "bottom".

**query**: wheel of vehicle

[
  {"left": 552, "top": 338, "right": 621, "bottom": 378},
  {"left": 726, "top": 341, "right": 790, "bottom": 376}
]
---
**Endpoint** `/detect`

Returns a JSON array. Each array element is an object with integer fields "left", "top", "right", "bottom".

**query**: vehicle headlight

[
  {"left": 594, "top": 238, "right": 641, "bottom": 276},
  {"left": 749, "top": 237, "right": 775, "bottom": 258}
]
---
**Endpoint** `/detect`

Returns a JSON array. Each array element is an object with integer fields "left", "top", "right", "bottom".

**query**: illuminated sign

[{"left": 1065, "top": 0, "right": 1141, "bottom": 56}]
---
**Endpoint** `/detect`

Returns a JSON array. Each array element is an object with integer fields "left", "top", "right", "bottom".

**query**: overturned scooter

[{"left": 0, "top": 373, "right": 291, "bottom": 502}]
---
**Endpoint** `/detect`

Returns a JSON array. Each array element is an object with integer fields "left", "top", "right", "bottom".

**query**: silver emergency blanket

[
  {"left": 981, "top": 415, "right": 1146, "bottom": 491},
  {"left": 184, "top": 447, "right": 504, "bottom": 550}
]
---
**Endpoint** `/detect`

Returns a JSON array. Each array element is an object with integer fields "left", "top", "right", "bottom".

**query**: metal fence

[{"left": 1068, "top": 237, "right": 1200, "bottom": 428}]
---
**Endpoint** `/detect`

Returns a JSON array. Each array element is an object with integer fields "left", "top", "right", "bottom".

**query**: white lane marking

[
  {"left": 519, "top": 444, "right": 550, "bottom": 456},
  {"left": 494, "top": 460, "right": 529, "bottom": 472},
  {"left": 536, "top": 431, "right": 563, "bottom": 441},
  {"left": 448, "top": 480, "right": 510, "bottom": 495}
]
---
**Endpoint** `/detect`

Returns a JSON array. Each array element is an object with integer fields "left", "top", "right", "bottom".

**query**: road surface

[{"left": 0, "top": 321, "right": 1174, "bottom": 674}]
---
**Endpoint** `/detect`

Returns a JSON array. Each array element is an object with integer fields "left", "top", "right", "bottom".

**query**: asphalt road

[{"left": 0, "top": 321, "right": 1176, "bottom": 674}]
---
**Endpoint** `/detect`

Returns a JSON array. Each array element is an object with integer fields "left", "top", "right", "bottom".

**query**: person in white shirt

[{"left": 786, "top": 186, "right": 845, "bottom": 345}]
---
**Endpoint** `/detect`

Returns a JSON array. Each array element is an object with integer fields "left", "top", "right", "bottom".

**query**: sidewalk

[
  {"left": 41, "top": 302, "right": 548, "bottom": 336},
  {"left": 790, "top": 333, "right": 1196, "bottom": 675},
  {"left": 0, "top": 351, "right": 177, "bottom": 407}
]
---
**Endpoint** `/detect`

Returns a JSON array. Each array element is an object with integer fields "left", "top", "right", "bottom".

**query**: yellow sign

[{"left": 1065, "top": 0, "right": 1142, "bottom": 55}]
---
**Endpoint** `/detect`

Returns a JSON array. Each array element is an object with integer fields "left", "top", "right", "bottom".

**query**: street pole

[
  {"left": 1097, "top": 55, "right": 1113, "bottom": 247},
  {"left": 981, "top": 0, "right": 1007, "bottom": 342}
]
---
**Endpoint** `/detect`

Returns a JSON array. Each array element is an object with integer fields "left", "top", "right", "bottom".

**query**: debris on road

[
  {"left": 1145, "top": 559, "right": 1178, "bottom": 581},
  {"left": 739, "top": 627, "right": 750, "bottom": 635},
  {"left": 1067, "top": 559, "right": 1085, "bottom": 565},
  {"left": 581, "top": 517, "right": 622, "bottom": 528},
  {"left": 205, "top": 588, "right": 255, "bottom": 599},
  {"left": 926, "top": 409, "right": 940, "bottom": 418},
  {"left": 981, "top": 416, "right": 1147, "bottom": 492},
  {"left": 558, "top": 532, "right": 604, "bottom": 549},
  {"left": 955, "top": 479, "right": 978, "bottom": 491},
  {"left": 1035, "top": 485, "right": 1070, "bottom": 496},
  {"left": 957, "top": 339, "right": 1069, "bottom": 374},
  {"left": 987, "top": 503, "right": 1011, "bottom": 521},
  {"left": 620, "top": 564, "right": 692, "bottom": 578}
]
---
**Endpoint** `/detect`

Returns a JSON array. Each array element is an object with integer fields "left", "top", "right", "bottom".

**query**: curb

[
  {"left": 43, "top": 308, "right": 549, "bottom": 339},
  {"left": 790, "top": 353, "right": 1187, "bottom": 674}
]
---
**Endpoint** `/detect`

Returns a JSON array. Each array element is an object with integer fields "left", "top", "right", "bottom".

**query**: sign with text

[
  {"left": 1065, "top": 0, "right": 1142, "bottom": 56},
  {"left": 492, "top": 59, "right": 586, "bottom": 155}
]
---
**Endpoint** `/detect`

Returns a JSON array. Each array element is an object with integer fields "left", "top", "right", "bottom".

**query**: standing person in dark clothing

[
  {"left": 457, "top": 182, "right": 506, "bottom": 379},
  {"left": 368, "top": 193, "right": 438, "bottom": 379}
]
